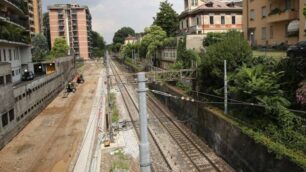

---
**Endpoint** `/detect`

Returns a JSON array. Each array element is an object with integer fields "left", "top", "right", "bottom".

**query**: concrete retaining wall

[
  {"left": 0, "top": 56, "right": 75, "bottom": 150},
  {"left": 149, "top": 83, "right": 305, "bottom": 172}
]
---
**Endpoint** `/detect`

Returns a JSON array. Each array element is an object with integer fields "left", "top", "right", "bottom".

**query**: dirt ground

[{"left": 0, "top": 61, "right": 102, "bottom": 172}]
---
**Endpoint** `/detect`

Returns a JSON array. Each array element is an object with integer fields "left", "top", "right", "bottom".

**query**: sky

[{"left": 43, "top": 0, "right": 184, "bottom": 44}]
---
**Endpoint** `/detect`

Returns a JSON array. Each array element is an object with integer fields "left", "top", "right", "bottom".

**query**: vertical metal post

[
  {"left": 224, "top": 60, "right": 228, "bottom": 115},
  {"left": 137, "top": 72, "right": 151, "bottom": 172}
]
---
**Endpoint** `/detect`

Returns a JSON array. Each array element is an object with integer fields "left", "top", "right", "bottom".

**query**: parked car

[
  {"left": 287, "top": 41, "right": 306, "bottom": 58},
  {"left": 21, "top": 71, "right": 35, "bottom": 81}
]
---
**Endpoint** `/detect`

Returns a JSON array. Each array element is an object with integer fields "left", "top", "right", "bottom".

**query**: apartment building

[
  {"left": 243, "top": 0, "right": 306, "bottom": 47},
  {"left": 27, "top": 0, "right": 43, "bottom": 35},
  {"left": 0, "top": 0, "right": 33, "bottom": 83},
  {"left": 179, "top": 0, "right": 243, "bottom": 35},
  {"left": 48, "top": 4, "right": 92, "bottom": 60}
]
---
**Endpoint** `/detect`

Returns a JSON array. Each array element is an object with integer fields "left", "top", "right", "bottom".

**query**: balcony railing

[
  {"left": 7, "top": 0, "right": 28, "bottom": 15},
  {"left": 267, "top": 9, "right": 298, "bottom": 23},
  {"left": 0, "top": 22, "right": 30, "bottom": 44},
  {"left": 0, "top": 11, "right": 28, "bottom": 28}
]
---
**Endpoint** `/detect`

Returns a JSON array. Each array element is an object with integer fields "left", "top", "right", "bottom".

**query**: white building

[{"left": 0, "top": 0, "right": 33, "bottom": 83}]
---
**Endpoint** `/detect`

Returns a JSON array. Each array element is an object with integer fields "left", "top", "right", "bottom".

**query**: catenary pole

[{"left": 137, "top": 72, "right": 151, "bottom": 172}]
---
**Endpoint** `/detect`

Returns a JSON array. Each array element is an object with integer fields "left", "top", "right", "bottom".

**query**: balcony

[
  {"left": 267, "top": 9, "right": 298, "bottom": 23},
  {"left": 0, "top": 22, "right": 30, "bottom": 44},
  {"left": 0, "top": 11, "right": 28, "bottom": 29},
  {"left": 1, "top": 0, "right": 28, "bottom": 15}
]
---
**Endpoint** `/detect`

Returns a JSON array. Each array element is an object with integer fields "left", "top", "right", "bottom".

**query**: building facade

[
  {"left": 0, "top": 0, "right": 34, "bottom": 83},
  {"left": 243, "top": 0, "right": 306, "bottom": 47},
  {"left": 27, "top": 0, "right": 43, "bottom": 35},
  {"left": 48, "top": 4, "right": 92, "bottom": 60},
  {"left": 179, "top": 0, "right": 243, "bottom": 35}
]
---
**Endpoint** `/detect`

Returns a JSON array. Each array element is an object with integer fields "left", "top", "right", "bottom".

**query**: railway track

[
  {"left": 147, "top": 94, "right": 234, "bottom": 172},
  {"left": 109, "top": 60, "right": 172, "bottom": 172},
  {"left": 110, "top": 58, "right": 234, "bottom": 172}
]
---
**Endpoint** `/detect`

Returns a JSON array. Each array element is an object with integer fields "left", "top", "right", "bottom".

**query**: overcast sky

[{"left": 43, "top": 0, "right": 184, "bottom": 44}]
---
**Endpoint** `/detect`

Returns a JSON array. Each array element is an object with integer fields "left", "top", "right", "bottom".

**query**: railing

[
  {"left": 0, "top": 23, "right": 30, "bottom": 44},
  {"left": 0, "top": 11, "right": 28, "bottom": 28},
  {"left": 7, "top": 0, "right": 28, "bottom": 14}
]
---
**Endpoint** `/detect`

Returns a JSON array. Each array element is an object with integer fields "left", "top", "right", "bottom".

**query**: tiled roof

[
  {"left": 179, "top": 0, "right": 242, "bottom": 18},
  {"left": 195, "top": 1, "right": 242, "bottom": 11}
]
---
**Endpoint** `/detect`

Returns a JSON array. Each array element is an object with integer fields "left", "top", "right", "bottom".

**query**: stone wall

[{"left": 149, "top": 83, "right": 305, "bottom": 172}]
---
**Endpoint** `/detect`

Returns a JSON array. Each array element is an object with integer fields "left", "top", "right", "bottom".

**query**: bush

[
  {"left": 278, "top": 57, "right": 306, "bottom": 106},
  {"left": 203, "top": 32, "right": 225, "bottom": 47},
  {"left": 199, "top": 30, "right": 252, "bottom": 93}
]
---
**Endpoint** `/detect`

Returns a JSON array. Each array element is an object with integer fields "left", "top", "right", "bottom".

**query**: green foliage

[
  {"left": 199, "top": 30, "right": 252, "bottom": 92},
  {"left": 229, "top": 63, "right": 306, "bottom": 157},
  {"left": 91, "top": 31, "right": 106, "bottom": 58},
  {"left": 51, "top": 38, "right": 69, "bottom": 57},
  {"left": 43, "top": 12, "right": 51, "bottom": 50},
  {"left": 113, "top": 27, "right": 135, "bottom": 45},
  {"left": 203, "top": 32, "right": 225, "bottom": 47},
  {"left": 110, "top": 149, "right": 130, "bottom": 172},
  {"left": 140, "top": 25, "right": 167, "bottom": 57},
  {"left": 31, "top": 34, "right": 49, "bottom": 61},
  {"left": 169, "top": 61, "right": 184, "bottom": 70},
  {"left": 162, "top": 37, "right": 177, "bottom": 47},
  {"left": 153, "top": 0, "right": 179, "bottom": 37},
  {"left": 110, "top": 93, "right": 119, "bottom": 123},
  {"left": 175, "top": 37, "right": 200, "bottom": 69},
  {"left": 176, "top": 81, "right": 192, "bottom": 93},
  {"left": 278, "top": 57, "right": 306, "bottom": 105},
  {"left": 119, "top": 43, "right": 138, "bottom": 60},
  {"left": 0, "top": 21, "right": 30, "bottom": 44}
]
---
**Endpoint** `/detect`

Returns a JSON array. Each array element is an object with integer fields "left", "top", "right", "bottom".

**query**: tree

[
  {"left": 51, "top": 38, "right": 69, "bottom": 57},
  {"left": 113, "top": 27, "right": 135, "bottom": 45},
  {"left": 31, "top": 34, "right": 49, "bottom": 61},
  {"left": 43, "top": 12, "right": 51, "bottom": 50},
  {"left": 91, "top": 31, "right": 106, "bottom": 58},
  {"left": 203, "top": 32, "right": 225, "bottom": 47},
  {"left": 153, "top": 0, "right": 179, "bottom": 37},
  {"left": 140, "top": 25, "right": 167, "bottom": 57},
  {"left": 199, "top": 30, "right": 252, "bottom": 93}
]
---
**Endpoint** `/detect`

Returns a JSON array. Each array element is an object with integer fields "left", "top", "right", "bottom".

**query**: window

[
  {"left": 9, "top": 49, "right": 12, "bottom": 61},
  {"left": 0, "top": 76, "right": 4, "bottom": 85},
  {"left": 250, "top": 9, "right": 255, "bottom": 20},
  {"left": 0, "top": 48, "right": 2, "bottom": 61},
  {"left": 191, "top": 0, "right": 198, "bottom": 6},
  {"left": 9, "top": 109, "right": 14, "bottom": 122},
  {"left": 196, "top": 17, "right": 200, "bottom": 25},
  {"left": 261, "top": 27, "right": 267, "bottom": 40},
  {"left": 12, "top": 71, "right": 15, "bottom": 77},
  {"left": 285, "top": 0, "right": 291, "bottom": 10},
  {"left": 210, "top": 16, "right": 214, "bottom": 24},
  {"left": 3, "top": 49, "right": 6, "bottom": 61},
  {"left": 221, "top": 16, "right": 225, "bottom": 24},
  {"left": 232, "top": 16, "right": 236, "bottom": 24},
  {"left": 2, "top": 113, "right": 8, "bottom": 127},
  {"left": 270, "top": 25, "right": 273, "bottom": 39},
  {"left": 6, "top": 74, "right": 12, "bottom": 84},
  {"left": 262, "top": 6, "right": 267, "bottom": 18}
]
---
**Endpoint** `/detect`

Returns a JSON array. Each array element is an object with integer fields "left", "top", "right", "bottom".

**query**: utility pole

[
  {"left": 137, "top": 72, "right": 151, "bottom": 172},
  {"left": 224, "top": 60, "right": 228, "bottom": 115}
]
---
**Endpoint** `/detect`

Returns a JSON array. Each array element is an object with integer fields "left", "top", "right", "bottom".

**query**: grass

[
  {"left": 110, "top": 149, "right": 130, "bottom": 172},
  {"left": 110, "top": 92, "right": 119, "bottom": 123},
  {"left": 253, "top": 50, "right": 287, "bottom": 59}
]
